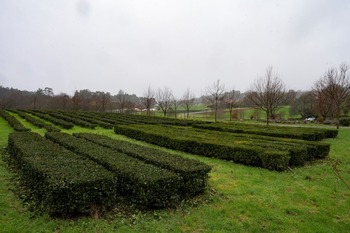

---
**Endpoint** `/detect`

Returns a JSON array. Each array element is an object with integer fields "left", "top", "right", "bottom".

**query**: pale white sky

[{"left": 0, "top": 0, "right": 349, "bottom": 97}]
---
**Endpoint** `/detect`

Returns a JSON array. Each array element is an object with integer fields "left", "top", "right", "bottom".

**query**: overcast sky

[{"left": 0, "top": 0, "right": 349, "bottom": 97}]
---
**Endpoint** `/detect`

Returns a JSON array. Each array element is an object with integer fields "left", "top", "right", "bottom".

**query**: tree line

[{"left": 1, "top": 63, "right": 349, "bottom": 127}]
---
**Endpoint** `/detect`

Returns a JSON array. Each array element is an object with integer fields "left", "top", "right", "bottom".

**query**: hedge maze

[
  {"left": 114, "top": 124, "right": 332, "bottom": 171},
  {"left": 1, "top": 109, "right": 337, "bottom": 216},
  {"left": 7, "top": 131, "right": 117, "bottom": 217},
  {"left": 73, "top": 133, "right": 211, "bottom": 196},
  {"left": 192, "top": 122, "right": 338, "bottom": 141},
  {"left": 45, "top": 131, "right": 192, "bottom": 208}
]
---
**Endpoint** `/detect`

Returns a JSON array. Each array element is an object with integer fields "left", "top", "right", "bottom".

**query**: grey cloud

[{"left": 0, "top": 0, "right": 349, "bottom": 96}]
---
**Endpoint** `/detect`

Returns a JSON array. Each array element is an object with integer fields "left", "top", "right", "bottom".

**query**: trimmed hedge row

[
  {"left": 48, "top": 112, "right": 96, "bottom": 129},
  {"left": 14, "top": 110, "right": 60, "bottom": 132},
  {"left": 7, "top": 131, "right": 117, "bottom": 217},
  {"left": 187, "top": 127, "right": 330, "bottom": 161},
  {"left": 30, "top": 110, "right": 74, "bottom": 129},
  {"left": 340, "top": 117, "right": 350, "bottom": 126},
  {"left": 61, "top": 112, "right": 113, "bottom": 129},
  {"left": 0, "top": 110, "right": 30, "bottom": 131},
  {"left": 74, "top": 133, "right": 211, "bottom": 195},
  {"left": 45, "top": 132, "right": 182, "bottom": 207},
  {"left": 87, "top": 112, "right": 137, "bottom": 125},
  {"left": 114, "top": 124, "right": 330, "bottom": 171},
  {"left": 105, "top": 113, "right": 210, "bottom": 126},
  {"left": 192, "top": 123, "right": 338, "bottom": 141},
  {"left": 114, "top": 124, "right": 292, "bottom": 171}
]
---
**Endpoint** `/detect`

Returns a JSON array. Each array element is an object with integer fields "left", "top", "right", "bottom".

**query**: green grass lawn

[
  {"left": 0, "top": 115, "right": 349, "bottom": 232},
  {"left": 187, "top": 106, "right": 301, "bottom": 122}
]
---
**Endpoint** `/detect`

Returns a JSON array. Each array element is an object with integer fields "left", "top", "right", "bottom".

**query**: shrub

[
  {"left": 48, "top": 112, "right": 96, "bottom": 129},
  {"left": 193, "top": 122, "right": 338, "bottom": 141},
  {"left": 339, "top": 117, "right": 350, "bottom": 126},
  {"left": 15, "top": 110, "right": 60, "bottom": 132},
  {"left": 7, "top": 131, "right": 117, "bottom": 217},
  {"left": 0, "top": 110, "right": 30, "bottom": 131},
  {"left": 74, "top": 133, "right": 211, "bottom": 196},
  {"left": 29, "top": 110, "right": 74, "bottom": 129},
  {"left": 61, "top": 112, "right": 113, "bottom": 129},
  {"left": 45, "top": 132, "right": 182, "bottom": 207},
  {"left": 114, "top": 124, "right": 293, "bottom": 171}
]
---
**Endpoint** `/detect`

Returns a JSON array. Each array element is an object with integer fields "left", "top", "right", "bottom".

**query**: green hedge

[
  {"left": 45, "top": 132, "right": 182, "bottom": 207},
  {"left": 340, "top": 117, "right": 350, "bottom": 126},
  {"left": 114, "top": 124, "right": 331, "bottom": 171},
  {"left": 14, "top": 110, "right": 60, "bottom": 132},
  {"left": 213, "top": 131, "right": 330, "bottom": 162},
  {"left": 61, "top": 112, "right": 113, "bottom": 129},
  {"left": 85, "top": 112, "right": 209, "bottom": 126},
  {"left": 112, "top": 113, "right": 209, "bottom": 126},
  {"left": 48, "top": 112, "right": 96, "bottom": 129},
  {"left": 7, "top": 131, "right": 117, "bottom": 217},
  {"left": 73, "top": 133, "right": 211, "bottom": 196},
  {"left": 114, "top": 125, "right": 292, "bottom": 171},
  {"left": 192, "top": 123, "right": 338, "bottom": 141},
  {"left": 0, "top": 110, "right": 30, "bottom": 131},
  {"left": 30, "top": 110, "right": 74, "bottom": 129}
]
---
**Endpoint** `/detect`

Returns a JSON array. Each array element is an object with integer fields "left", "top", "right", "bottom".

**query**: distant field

[
  {"left": 185, "top": 105, "right": 300, "bottom": 121},
  {"left": 0, "top": 111, "right": 349, "bottom": 232}
]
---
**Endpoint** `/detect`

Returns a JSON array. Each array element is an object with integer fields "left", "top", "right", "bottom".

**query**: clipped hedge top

[
  {"left": 73, "top": 133, "right": 211, "bottom": 175},
  {"left": 193, "top": 122, "right": 338, "bottom": 141},
  {"left": 29, "top": 110, "right": 74, "bottom": 129},
  {"left": 114, "top": 124, "right": 330, "bottom": 164},
  {"left": 8, "top": 131, "right": 115, "bottom": 185},
  {"left": 45, "top": 132, "right": 178, "bottom": 183},
  {"left": 113, "top": 124, "right": 301, "bottom": 149},
  {"left": 0, "top": 110, "right": 30, "bottom": 131}
]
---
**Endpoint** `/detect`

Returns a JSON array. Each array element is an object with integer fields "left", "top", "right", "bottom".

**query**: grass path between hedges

[{"left": 0, "top": 115, "right": 349, "bottom": 232}]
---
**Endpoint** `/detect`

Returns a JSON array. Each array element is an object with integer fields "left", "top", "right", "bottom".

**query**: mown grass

[
  {"left": 0, "top": 115, "right": 349, "bottom": 232},
  {"left": 189, "top": 106, "right": 300, "bottom": 122}
]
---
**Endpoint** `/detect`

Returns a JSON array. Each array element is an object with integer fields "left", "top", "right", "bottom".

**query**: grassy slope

[
  {"left": 0, "top": 115, "right": 349, "bottom": 232},
  {"left": 189, "top": 106, "right": 299, "bottom": 121}
]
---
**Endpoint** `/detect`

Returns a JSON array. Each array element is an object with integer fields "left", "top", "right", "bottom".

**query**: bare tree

[
  {"left": 115, "top": 89, "right": 127, "bottom": 113},
  {"left": 181, "top": 88, "right": 195, "bottom": 118},
  {"left": 313, "top": 82, "right": 333, "bottom": 121},
  {"left": 204, "top": 80, "right": 226, "bottom": 122},
  {"left": 225, "top": 89, "right": 236, "bottom": 121},
  {"left": 43, "top": 87, "right": 54, "bottom": 97},
  {"left": 156, "top": 87, "right": 173, "bottom": 117},
  {"left": 57, "top": 93, "right": 70, "bottom": 110},
  {"left": 172, "top": 95, "right": 180, "bottom": 119},
  {"left": 95, "top": 91, "right": 111, "bottom": 112},
  {"left": 72, "top": 91, "right": 81, "bottom": 111},
  {"left": 247, "top": 66, "right": 288, "bottom": 125},
  {"left": 141, "top": 85, "right": 156, "bottom": 116},
  {"left": 290, "top": 91, "right": 315, "bottom": 119},
  {"left": 313, "top": 63, "right": 350, "bottom": 128},
  {"left": 33, "top": 88, "right": 43, "bottom": 110}
]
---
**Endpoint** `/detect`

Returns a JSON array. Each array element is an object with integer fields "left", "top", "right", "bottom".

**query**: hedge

[
  {"left": 73, "top": 133, "right": 211, "bottom": 196},
  {"left": 340, "top": 117, "right": 350, "bottom": 126},
  {"left": 114, "top": 124, "right": 331, "bottom": 170},
  {"left": 114, "top": 124, "right": 292, "bottom": 171},
  {"left": 48, "top": 112, "right": 96, "bottom": 129},
  {"left": 85, "top": 112, "right": 209, "bottom": 126},
  {"left": 61, "top": 112, "right": 113, "bottom": 129},
  {"left": 0, "top": 110, "right": 30, "bottom": 131},
  {"left": 7, "top": 131, "right": 117, "bottom": 217},
  {"left": 87, "top": 112, "right": 139, "bottom": 125},
  {"left": 207, "top": 130, "right": 330, "bottom": 161},
  {"left": 112, "top": 113, "right": 209, "bottom": 126},
  {"left": 45, "top": 132, "right": 182, "bottom": 207},
  {"left": 15, "top": 110, "right": 60, "bottom": 132},
  {"left": 192, "top": 122, "right": 338, "bottom": 141},
  {"left": 29, "top": 110, "right": 74, "bottom": 129}
]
